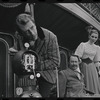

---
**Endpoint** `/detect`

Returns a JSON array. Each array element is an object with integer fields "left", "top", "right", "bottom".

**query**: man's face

[
  {"left": 69, "top": 56, "right": 79, "bottom": 70},
  {"left": 19, "top": 20, "right": 38, "bottom": 42}
]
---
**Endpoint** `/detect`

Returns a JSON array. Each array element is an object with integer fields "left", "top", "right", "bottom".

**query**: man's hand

[{"left": 9, "top": 47, "right": 18, "bottom": 53}]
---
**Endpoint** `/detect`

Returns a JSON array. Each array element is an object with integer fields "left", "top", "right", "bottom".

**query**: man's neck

[
  {"left": 70, "top": 67, "right": 80, "bottom": 73},
  {"left": 74, "top": 67, "right": 81, "bottom": 73}
]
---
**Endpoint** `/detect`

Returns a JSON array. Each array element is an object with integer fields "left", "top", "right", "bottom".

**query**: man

[
  {"left": 10, "top": 13, "right": 60, "bottom": 97},
  {"left": 59, "top": 55, "right": 97, "bottom": 97}
]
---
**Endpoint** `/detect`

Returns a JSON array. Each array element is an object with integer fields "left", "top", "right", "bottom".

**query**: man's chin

[{"left": 71, "top": 67, "right": 78, "bottom": 70}]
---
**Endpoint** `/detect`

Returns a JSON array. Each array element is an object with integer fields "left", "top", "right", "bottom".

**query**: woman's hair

[{"left": 85, "top": 25, "right": 99, "bottom": 36}]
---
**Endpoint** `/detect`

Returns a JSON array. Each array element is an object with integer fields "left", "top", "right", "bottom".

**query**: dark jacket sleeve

[
  {"left": 40, "top": 34, "right": 60, "bottom": 70},
  {"left": 39, "top": 31, "right": 60, "bottom": 84},
  {"left": 59, "top": 70, "right": 67, "bottom": 97}
]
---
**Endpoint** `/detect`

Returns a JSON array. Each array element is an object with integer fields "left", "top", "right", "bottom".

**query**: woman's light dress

[{"left": 75, "top": 42, "right": 100, "bottom": 94}]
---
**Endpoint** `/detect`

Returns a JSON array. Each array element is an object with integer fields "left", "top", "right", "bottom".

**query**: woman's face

[{"left": 89, "top": 32, "right": 98, "bottom": 43}]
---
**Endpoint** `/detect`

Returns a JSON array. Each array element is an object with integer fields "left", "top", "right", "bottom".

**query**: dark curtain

[
  {"left": 0, "top": 41, "right": 7, "bottom": 97},
  {"left": 0, "top": 3, "right": 26, "bottom": 34},
  {"left": 34, "top": 3, "right": 88, "bottom": 50},
  {"left": 0, "top": 3, "right": 88, "bottom": 50}
]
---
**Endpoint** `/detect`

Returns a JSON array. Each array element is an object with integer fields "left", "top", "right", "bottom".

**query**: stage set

[{"left": 0, "top": 3, "right": 100, "bottom": 97}]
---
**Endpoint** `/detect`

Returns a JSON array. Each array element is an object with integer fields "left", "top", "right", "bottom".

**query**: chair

[
  {"left": 0, "top": 33, "right": 14, "bottom": 97},
  {"left": 59, "top": 46, "right": 72, "bottom": 70},
  {"left": 50, "top": 46, "right": 72, "bottom": 97}
]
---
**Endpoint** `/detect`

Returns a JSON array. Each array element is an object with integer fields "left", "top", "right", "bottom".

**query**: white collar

[{"left": 74, "top": 67, "right": 81, "bottom": 73}]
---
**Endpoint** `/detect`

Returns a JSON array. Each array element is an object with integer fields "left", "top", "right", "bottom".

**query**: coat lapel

[
  {"left": 69, "top": 68, "right": 83, "bottom": 80},
  {"left": 35, "top": 37, "right": 45, "bottom": 54},
  {"left": 75, "top": 71, "right": 83, "bottom": 81},
  {"left": 73, "top": 70, "right": 80, "bottom": 80},
  {"left": 35, "top": 26, "right": 45, "bottom": 54}
]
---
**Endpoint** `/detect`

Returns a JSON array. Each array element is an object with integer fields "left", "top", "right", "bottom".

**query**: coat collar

[
  {"left": 68, "top": 68, "right": 84, "bottom": 80},
  {"left": 36, "top": 26, "right": 45, "bottom": 40}
]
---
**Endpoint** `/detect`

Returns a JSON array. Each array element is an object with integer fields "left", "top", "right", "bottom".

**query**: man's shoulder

[
  {"left": 60, "top": 68, "right": 71, "bottom": 75},
  {"left": 41, "top": 27, "right": 56, "bottom": 39}
]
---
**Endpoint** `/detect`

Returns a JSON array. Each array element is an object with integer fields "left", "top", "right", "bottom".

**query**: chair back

[{"left": 59, "top": 46, "right": 72, "bottom": 70}]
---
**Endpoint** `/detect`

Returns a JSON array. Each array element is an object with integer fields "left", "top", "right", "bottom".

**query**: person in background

[
  {"left": 59, "top": 54, "right": 100, "bottom": 97},
  {"left": 74, "top": 25, "right": 100, "bottom": 94},
  {"left": 10, "top": 13, "right": 60, "bottom": 97}
]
